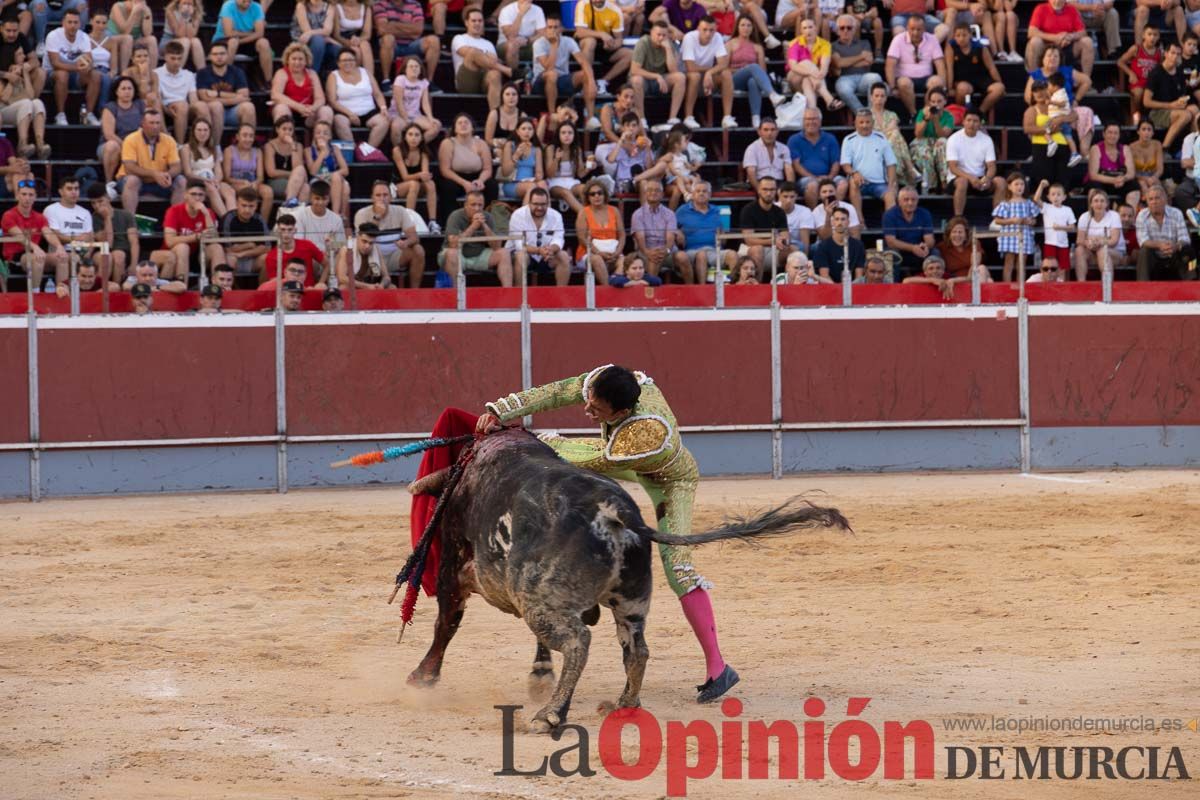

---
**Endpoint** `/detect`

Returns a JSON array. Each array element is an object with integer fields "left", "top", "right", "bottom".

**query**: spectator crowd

[{"left": 1, "top": 0, "right": 1199, "bottom": 312}]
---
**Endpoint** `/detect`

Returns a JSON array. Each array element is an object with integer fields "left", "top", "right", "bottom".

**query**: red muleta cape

[{"left": 410, "top": 407, "right": 479, "bottom": 596}]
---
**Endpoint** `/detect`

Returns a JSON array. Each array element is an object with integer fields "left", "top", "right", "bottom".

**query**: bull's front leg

[
  {"left": 407, "top": 538, "right": 472, "bottom": 687},
  {"left": 525, "top": 611, "right": 590, "bottom": 734}
]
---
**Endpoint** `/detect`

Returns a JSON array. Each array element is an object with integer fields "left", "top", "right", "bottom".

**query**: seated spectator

[
  {"left": 1026, "top": 255, "right": 1067, "bottom": 283},
  {"left": 946, "top": 108, "right": 1005, "bottom": 216},
  {"left": 162, "top": 178, "right": 223, "bottom": 283},
  {"left": 484, "top": 82, "right": 522, "bottom": 156},
  {"left": 259, "top": 255, "right": 325, "bottom": 293},
  {"left": 280, "top": 279, "right": 305, "bottom": 310},
  {"left": 223, "top": 123, "right": 274, "bottom": 222},
  {"left": 903, "top": 254, "right": 958, "bottom": 298},
  {"left": 497, "top": 0, "right": 546, "bottom": 72},
  {"left": 574, "top": 0, "right": 634, "bottom": 95},
  {"left": 453, "top": 7, "right": 514, "bottom": 111},
  {"left": 575, "top": 179, "right": 623, "bottom": 283},
  {"left": 813, "top": 176, "right": 863, "bottom": 237},
  {"left": 439, "top": 191, "right": 515, "bottom": 287},
  {"left": 211, "top": 262, "right": 236, "bottom": 291},
  {"left": 499, "top": 116, "right": 546, "bottom": 205},
  {"left": 122, "top": 259, "right": 186, "bottom": 294},
  {"left": 374, "top": 0, "right": 440, "bottom": 86},
  {"left": 508, "top": 187, "right": 571, "bottom": 285},
  {"left": 263, "top": 215, "right": 328, "bottom": 286},
  {"left": 786, "top": 18, "right": 842, "bottom": 113},
  {"left": 120, "top": 42, "right": 158, "bottom": 113},
  {"left": 1022, "top": 81, "right": 1083, "bottom": 198},
  {"left": 673, "top": 180, "right": 733, "bottom": 283},
  {"left": 0, "top": 49, "right": 49, "bottom": 159},
  {"left": 1075, "top": 189, "right": 1123, "bottom": 280},
  {"left": 633, "top": 128, "right": 696, "bottom": 208},
  {"left": 212, "top": 0, "right": 272, "bottom": 88},
  {"left": 681, "top": 15, "right": 736, "bottom": 129},
  {"left": 831, "top": 15, "right": 882, "bottom": 113},
  {"left": 944, "top": 22, "right": 1004, "bottom": 114},
  {"left": 107, "top": 0, "right": 157, "bottom": 74},
  {"left": 1135, "top": 0, "right": 1185, "bottom": 44},
  {"left": 45, "top": 7, "right": 101, "bottom": 126},
  {"left": 787, "top": 108, "right": 845, "bottom": 208},
  {"left": 726, "top": 13, "right": 787, "bottom": 130},
  {"left": 292, "top": 179, "right": 347, "bottom": 253},
  {"left": 1117, "top": 203, "right": 1140, "bottom": 268},
  {"left": 1136, "top": 184, "right": 1194, "bottom": 280},
  {"left": 0, "top": 131, "right": 33, "bottom": 196},
  {"left": 776, "top": 250, "right": 832, "bottom": 284},
  {"left": 270, "top": 42, "right": 334, "bottom": 135},
  {"left": 30, "top": 0, "right": 89, "bottom": 50},
  {"left": 1025, "top": 0, "right": 1093, "bottom": 76},
  {"left": 811, "top": 206, "right": 866, "bottom": 281},
  {"left": 75, "top": 260, "right": 121, "bottom": 293},
  {"left": 534, "top": 15, "right": 598, "bottom": 128},
  {"left": 129, "top": 280, "right": 153, "bottom": 312},
  {"left": 1129, "top": 119, "right": 1164, "bottom": 209},
  {"left": 1024, "top": 46, "right": 1094, "bottom": 153},
  {"left": 1144, "top": 42, "right": 1200, "bottom": 154},
  {"left": 730, "top": 254, "right": 761, "bottom": 284},
  {"left": 605, "top": 112, "right": 653, "bottom": 193},
  {"left": 0, "top": 15, "right": 47, "bottom": 116},
  {"left": 841, "top": 108, "right": 898, "bottom": 221},
  {"left": 291, "top": 0, "right": 336, "bottom": 74},
  {"left": 393, "top": 122, "right": 439, "bottom": 228},
  {"left": 885, "top": 15, "right": 947, "bottom": 118},
  {"left": 322, "top": 286, "right": 343, "bottom": 310},
  {"left": 326, "top": 48, "right": 390, "bottom": 149},
  {"left": 630, "top": 180, "right": 683, "bottom": 280},
  {"left": 304, "top": 120, "right": 351, "bottom": 219},
  {"left": 1075, "top": 0, "right": 1120, "bottom": 59},
  {"left": 853, "top": 254, "right": 891, "bottom": 284},
  {"left": 98, "top": 77, "right": 144, "bottom": 185},
  {"left": 43, "top": 176, "right": 92, "bottom": 273},
  {"left": 88, "top": 184, "right": 138, "bottom": 284},
  {"left": 610, "top": 253, "right": 663, "bottom": 287},
  {"left": 330, "top": 0, "right": 376, "bottom": 79},
  {"left": 353, "top": 180, "right": 426, "bottom": 288},
  {"left": 155, "top": 40, "right": 202, "bottom": 143},
  {"left": 389, "top": 55, "right": 442, "bottom": 145},
  {"left": 777, "top": 180, "right": 814, "bottom": 254},
  {"left": 910, "top": 87, "right": 954, "bottom": 193},
  {"left": 544, "top": 121, "right": 585, "bottom": 214},
  {"left": 181, "top": 117, "right": 233, "bottom": 217},
  {"left": 939, "top": 0, "right": 994, "bottom": 54},
  {"left": 335, "top": 223, "right": 393, "bottom": 290},
  {"left": 437, "top": 113, "right": 495, "bottom": 221},
  {"left": 936, "top": 215, "right": 991, "bottom": 281},
  {"left": 1088, "top": 122, "right": 1136, "bottom": 202},
  {"left": 743, "top": 117, "right": 794, "bottom": 191},
  {"left": 738, "top": 174, "right": 790, "bottom": 277},
  {"left": 630, "top": 21, "right": 685, "bottom": 132},
  {"left": 197, "top": 283, "right": 224, "bottom": 312},
  {"left": 888, "top": 0, "right": 947, "bottom": 42},
  {"left": 598, "top": 84, "right": 637, "bottom": 143},
  {"left": 263, "top": 117, "right": 308, "bottom": 211},
  {"left": 882, "top": 186, "right": 936, "bottom": 278},
  {"left": 163, "top": 0, "right": 206, "bottom": 70},
  {"left": 117, "top": 108, "right": 186, "bottom": 215},
  {"left": 219, "top": 186, "right": 269, "bottom": 275},
  {"left": 866, "top": 82, "right": 918, "bottom": 187},
  {"left": 845, "top": 0, "right": 885, "bottom": 52},
  {"left": 197, "top": 40, "right": 256, "bottom": 144},
  {"left": 2, "top": 178, "right": 64, "bottom": 291}
]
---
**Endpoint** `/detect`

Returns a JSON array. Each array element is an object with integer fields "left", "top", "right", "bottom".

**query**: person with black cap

[
  {"left": 130, "top": 281, "right": 153, "bottom": 314},
  {"left": 198, "top": 283, "right": 223, "bottom": 313},
  {"left": 322, "top": 287, "right": 343, "bottom": 311},
  {"left": 280, "top": 279, "right": 305, "bottom": 311}
]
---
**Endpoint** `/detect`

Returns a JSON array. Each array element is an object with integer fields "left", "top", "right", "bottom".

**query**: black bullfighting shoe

[{"left": 696, "top": 665, "right": 740, "bottom": 704}]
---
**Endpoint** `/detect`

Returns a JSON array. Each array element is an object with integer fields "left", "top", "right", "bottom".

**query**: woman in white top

[
  {"left": 330, "top": 0, "right": 375, "bottom": 82},
  {"left": 1073, "top": 189, "right": 1122, "bottom": 282},
  {"left": 325, "top": 48, "right": 389, "bottom": 147}
]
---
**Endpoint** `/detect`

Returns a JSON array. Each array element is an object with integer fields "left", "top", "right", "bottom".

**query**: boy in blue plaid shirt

[{"left": 993, "top": 172, "right": 1042, "bottom": 282}]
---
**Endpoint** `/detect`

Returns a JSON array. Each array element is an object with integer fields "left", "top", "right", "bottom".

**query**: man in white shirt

[
  {"left": 532, "top": 15, "right": 598, "bottom": 128},
  {"left": 43, "top": 176, "right": 93, "bottom": 264},
  {"left": 155, "top": 40, "right": 203, "bottom": 143},
  {"left": 452, "top": 7, "right": 513, "bottom": 111},
  {"left": 351, "top": 180, "right": 426, "bottom": 288},
  {"left": 44, "top": 8, "right": 100, "bottom": 125},
  {"left": 777, "top": 181, "right": 814, "bottom": 253},
  {"left": 945, "top": 108, "right": 1006, "bottom": 216},
  {"left": 497, "top": 0, "right": 546, "bottom": 72},
  {"left": 680, "top": 15, "right": 735, "bottom": 129},
  {"left": 507, "top": 187, "right": 570, "bottom": 285},
  {"left": 292, "top": 179, "right": 348, "bottom": 252}
]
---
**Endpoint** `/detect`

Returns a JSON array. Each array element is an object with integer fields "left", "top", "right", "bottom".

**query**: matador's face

[{"left": 584, "top": 391, "right": 624, "bottom": 424}]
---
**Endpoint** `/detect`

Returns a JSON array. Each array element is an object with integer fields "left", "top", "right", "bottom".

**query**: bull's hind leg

[
  {"left": 525, "top": 611, "right": 590, "bottom": 734},
  {"left": 527, "top": 641, "right": 555, "bottom": 701},
  {"left": 600, "top": 603, "right": 650, "bottom": 714}
]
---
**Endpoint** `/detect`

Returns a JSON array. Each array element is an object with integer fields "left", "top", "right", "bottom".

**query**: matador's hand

[{"left": 476, "top": 412, "right": 501, "bottom": 435}]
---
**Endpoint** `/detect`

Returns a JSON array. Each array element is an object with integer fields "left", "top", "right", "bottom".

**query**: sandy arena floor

[{"left": 2, "top": 471, "right": 1198, "bottom": 799}]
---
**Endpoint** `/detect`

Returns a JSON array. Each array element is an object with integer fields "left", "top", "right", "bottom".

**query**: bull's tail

[{"left": 631, "top": 496, "right": 851, "bottom": 546}]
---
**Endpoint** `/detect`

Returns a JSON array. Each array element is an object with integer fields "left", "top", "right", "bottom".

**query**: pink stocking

[{"left": 680, "top": 588, "right": 726, "bottom": 681}]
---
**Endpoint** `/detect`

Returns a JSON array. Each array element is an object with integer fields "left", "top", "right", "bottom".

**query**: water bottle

[
  {"left": 718, "top": 205, "right": 731, "bottom": 231},
  {"left": 44, "top": 278, "right": 55, "bottom": 293}
]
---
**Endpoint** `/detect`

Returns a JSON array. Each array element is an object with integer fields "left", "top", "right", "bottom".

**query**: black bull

[{"left": 406, "top": 430, "right": 850, "bottom": 732}]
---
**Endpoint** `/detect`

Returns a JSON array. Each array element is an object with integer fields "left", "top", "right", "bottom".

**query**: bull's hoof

[
  {"left": 527, "top": 669, "right": 556, "bottom": 701},
  {"left": 597, "top": 699, "right": 641, "bottom": 716},
  {"left": 528, "top": 709, "right": 561, "bottom": 734},
  {"left": 527, "top": 717, "right": 555, "bottom": 735},
  {"left": 406, "top": 668, "right": 440, "bottom": 688}
]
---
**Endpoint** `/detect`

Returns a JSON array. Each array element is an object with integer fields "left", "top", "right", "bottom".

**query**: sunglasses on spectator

[
  {"left": 587, "top": 190, "right": 604, "bottom": 196},
  {"left": 17, "top": 179, "right": 35, "bottom": 189},
  {"left": 838, "top": 25, "right": 854, "bottom": 30}
]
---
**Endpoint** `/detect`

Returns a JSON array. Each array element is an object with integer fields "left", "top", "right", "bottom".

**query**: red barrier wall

[
  {"left": 285, "top": 322, "right": 522, "bottom": 435},
  {"left": 1029, "top": 315, "right": 1200, "bottom": 427},
  {"left": 0, "top": 328, "right": 29, "bottom": 444},
  {"left": 780, "top": 317, "right": 1021, "bottom": 422},
  {"left": 36, "top": 327, "right": 276, "bottom": 442},
  {"left": 530, "top": 319, "right": 773, "bottom": 427}
]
